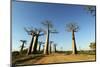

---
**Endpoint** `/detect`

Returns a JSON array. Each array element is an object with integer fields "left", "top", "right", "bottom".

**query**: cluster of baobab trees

[
  {"left": 17, "top": 6, "right": 96, "bottom": 56},
  {"left": 19, "top": 20, "right": 79, "bottom": 55},
  {"left": 19, "top": 20, "right": 58, "bottom": 55},
  {"left": 20, "top": 20, "right": 79, "bottom": 55}
]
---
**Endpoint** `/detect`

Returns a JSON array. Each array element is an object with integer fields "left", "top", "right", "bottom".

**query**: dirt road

[{"left": 18, "top": 53, "right": 95, "bottom": 65}]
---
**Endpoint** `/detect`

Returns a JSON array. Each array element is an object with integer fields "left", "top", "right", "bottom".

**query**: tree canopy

[
  {"left": 89, "top": 42, "right": 96, "bottom": 50},
  {"left": 66, "top": 22, "right": 79, "bottom": 32}
]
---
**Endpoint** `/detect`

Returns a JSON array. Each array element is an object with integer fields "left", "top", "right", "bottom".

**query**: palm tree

[
  {"left": 42, "top": 20, "right": 58, "bottom": 55},
  {"left": 66, "top": 22, "right": 79, "bottom": 54},
  {"left": 20, "top": 40, "right": 27, "bottom": 53}
]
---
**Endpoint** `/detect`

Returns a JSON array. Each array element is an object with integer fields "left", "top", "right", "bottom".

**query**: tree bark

[
  {"left": 42, "top": 45, "right": 44, "bottom": 52},
  {"left": 27, "top": 36, "right": 34, "bottom": 55},
  {"left": 72, "top": 30, "right": 77, "bottom": 54},
  {"left": 31, "top": 35, "right": 39, "bottom": 54},
  {"left": 54, "top": 45, "right": 56, "bottom": 53},
  {"left": 38, "top": 43, "right": 41, "bottom": 52},
  {"left": 49, "top": 43, "right": 52, "bottom": 54},
  {"left": 44, "top": 27, "right": 49, "bottom": 55}
]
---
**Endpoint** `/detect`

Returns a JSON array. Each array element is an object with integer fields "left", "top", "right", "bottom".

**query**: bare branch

[
  {"left": 20, "top": 40, "right": 27, "bottom": 44},
  {"left": 24, "top": 27, "right": 35, "bottom": 35},
  {"left": 66, "top": 22, "right": 79, "bottom": 32},
  {"left": 50, "top": 29, "right": 58, "bottom": 33},
  {"left": 85, "top": 6, "right": 96, "bottom": 16},
  {"left": 42, "top": 20, "right": 53, "bottom": 28},
  {"left": 38, "top": 41, "right": 45, "bottom": 44}
]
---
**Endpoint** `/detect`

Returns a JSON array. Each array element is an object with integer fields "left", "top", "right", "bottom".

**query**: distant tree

[
  {"left": 24, "top": 28, "right": 36, "bottom": 55},
  {"left": 85, "top": 6, "right": 96, "bottom": 16},
  {"left": 38, "top": 41, "right": 44, "bottom": 52},
  {"left": 21, "top": 49, "right": 28, "bottom": 54},
  {"left": 25, "top": 28, "right": 44, "bottom": 54},
  {"left": 54, "top": 43, "right": 57, "bottom": 53},
  {"left": 20, "top": 40, "right": 27, "bottom": 54},
  {"left": 60, "top": 47, "right": 63, "bottom": 51},
  {"left": 49, "top": 41, "right": 53, "bottom": 54},
  {"left": 31, "top": 28, "right": 44, "bottom": 54},
  {"left": 42, "top": 45, "right": 45, "bottom": 52},
  {"left": 12, "top": 51, "right": 19, "bottom": 56},
  {"left": 42, "top": 20, "right": 58, "bottom": 55},
  {"left": 89, "top": 42, "right": 96, "bottom": 50},
  {"left": 66, "top": 22, "right": 79, "bottom": 54}
]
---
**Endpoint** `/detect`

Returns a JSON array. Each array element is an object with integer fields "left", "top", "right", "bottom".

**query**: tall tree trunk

[
  {"left": 42, "top": 45, "right": 44, "bottom": 52},
  {"left": 32, "top": 35, "right": 39, "bottom": 54},
  {"left": 72, "top": 30, "right": 77, "bottom": 54},
  {"left": 27, "top": 36, "right": 34, "bottom": 55},
  {"left": 49, "top": 43, "right": 52, "bottom": 54},
  {"left": 20, "top": 43, "right": 24, "bottom": 53},
  {"left": 54, "top": 45, "right": 56, "bottom": 53},
  {"left": 44, "top": 28, "right": 49, "bottom": 55},
  {"left": 38, "top": 43, "right": 41, "bottom": 52}
]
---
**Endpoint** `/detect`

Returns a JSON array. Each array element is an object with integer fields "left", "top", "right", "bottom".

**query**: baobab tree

[
  {"left": 49, "top": 41, "right": 53, "bottom": 54},
  {"left": 24, "top": 28, "right": 36, "bottom": 55},
  {"left": 31, "top": 28, "right": 44, "bottom": 54},
  {"left": 20, "top": 40, "right": 27, "bottom": 54},
  {"left": 42, "top": 45, "right": 45, "bottom": 52},
  {"left": 85, "top": 6, "right": 96, "bottom": 16},
  {"left": 38, "top": 41, "right": 44, "bottom": 52},
  {"left": 25, "top": 28, "right": 44, "bottom": 54},
  {"left": 42, "top": 20, "right": 58, "bottom": 55},
  {"left": 66, "top": 22, "right": 79, "bottom": 54},
  {"left": 54, "top": 43, "right": 57, "bottom": 53},
  {"left": 89, "top": 42, "right": 96, "bottom": 50}
]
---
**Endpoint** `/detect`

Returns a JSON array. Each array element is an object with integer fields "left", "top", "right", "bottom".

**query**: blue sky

[{"left": 12, "top": 1, "right": 95, "bottom": 51}]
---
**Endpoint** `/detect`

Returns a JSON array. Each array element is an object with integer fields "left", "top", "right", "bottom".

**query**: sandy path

[
  {"left": 33, "top": 53, "right": 95, "bottom": 64},
  {"left": 18, "top": 53, "right": 95, "bottom": 65}
]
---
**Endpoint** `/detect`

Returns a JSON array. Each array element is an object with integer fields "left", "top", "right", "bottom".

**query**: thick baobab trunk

[
  {"left": 44, "top": 29, "right": 49, "bottom": 55},
  {"left": 27, "top": 36, "right": 34, "bottom": 55},
  {"left": 32, "top": 35, "right": 39, "bottom": 54},
  {"left": 72, "top": 30, "right": 77, "bottom": 54}
]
